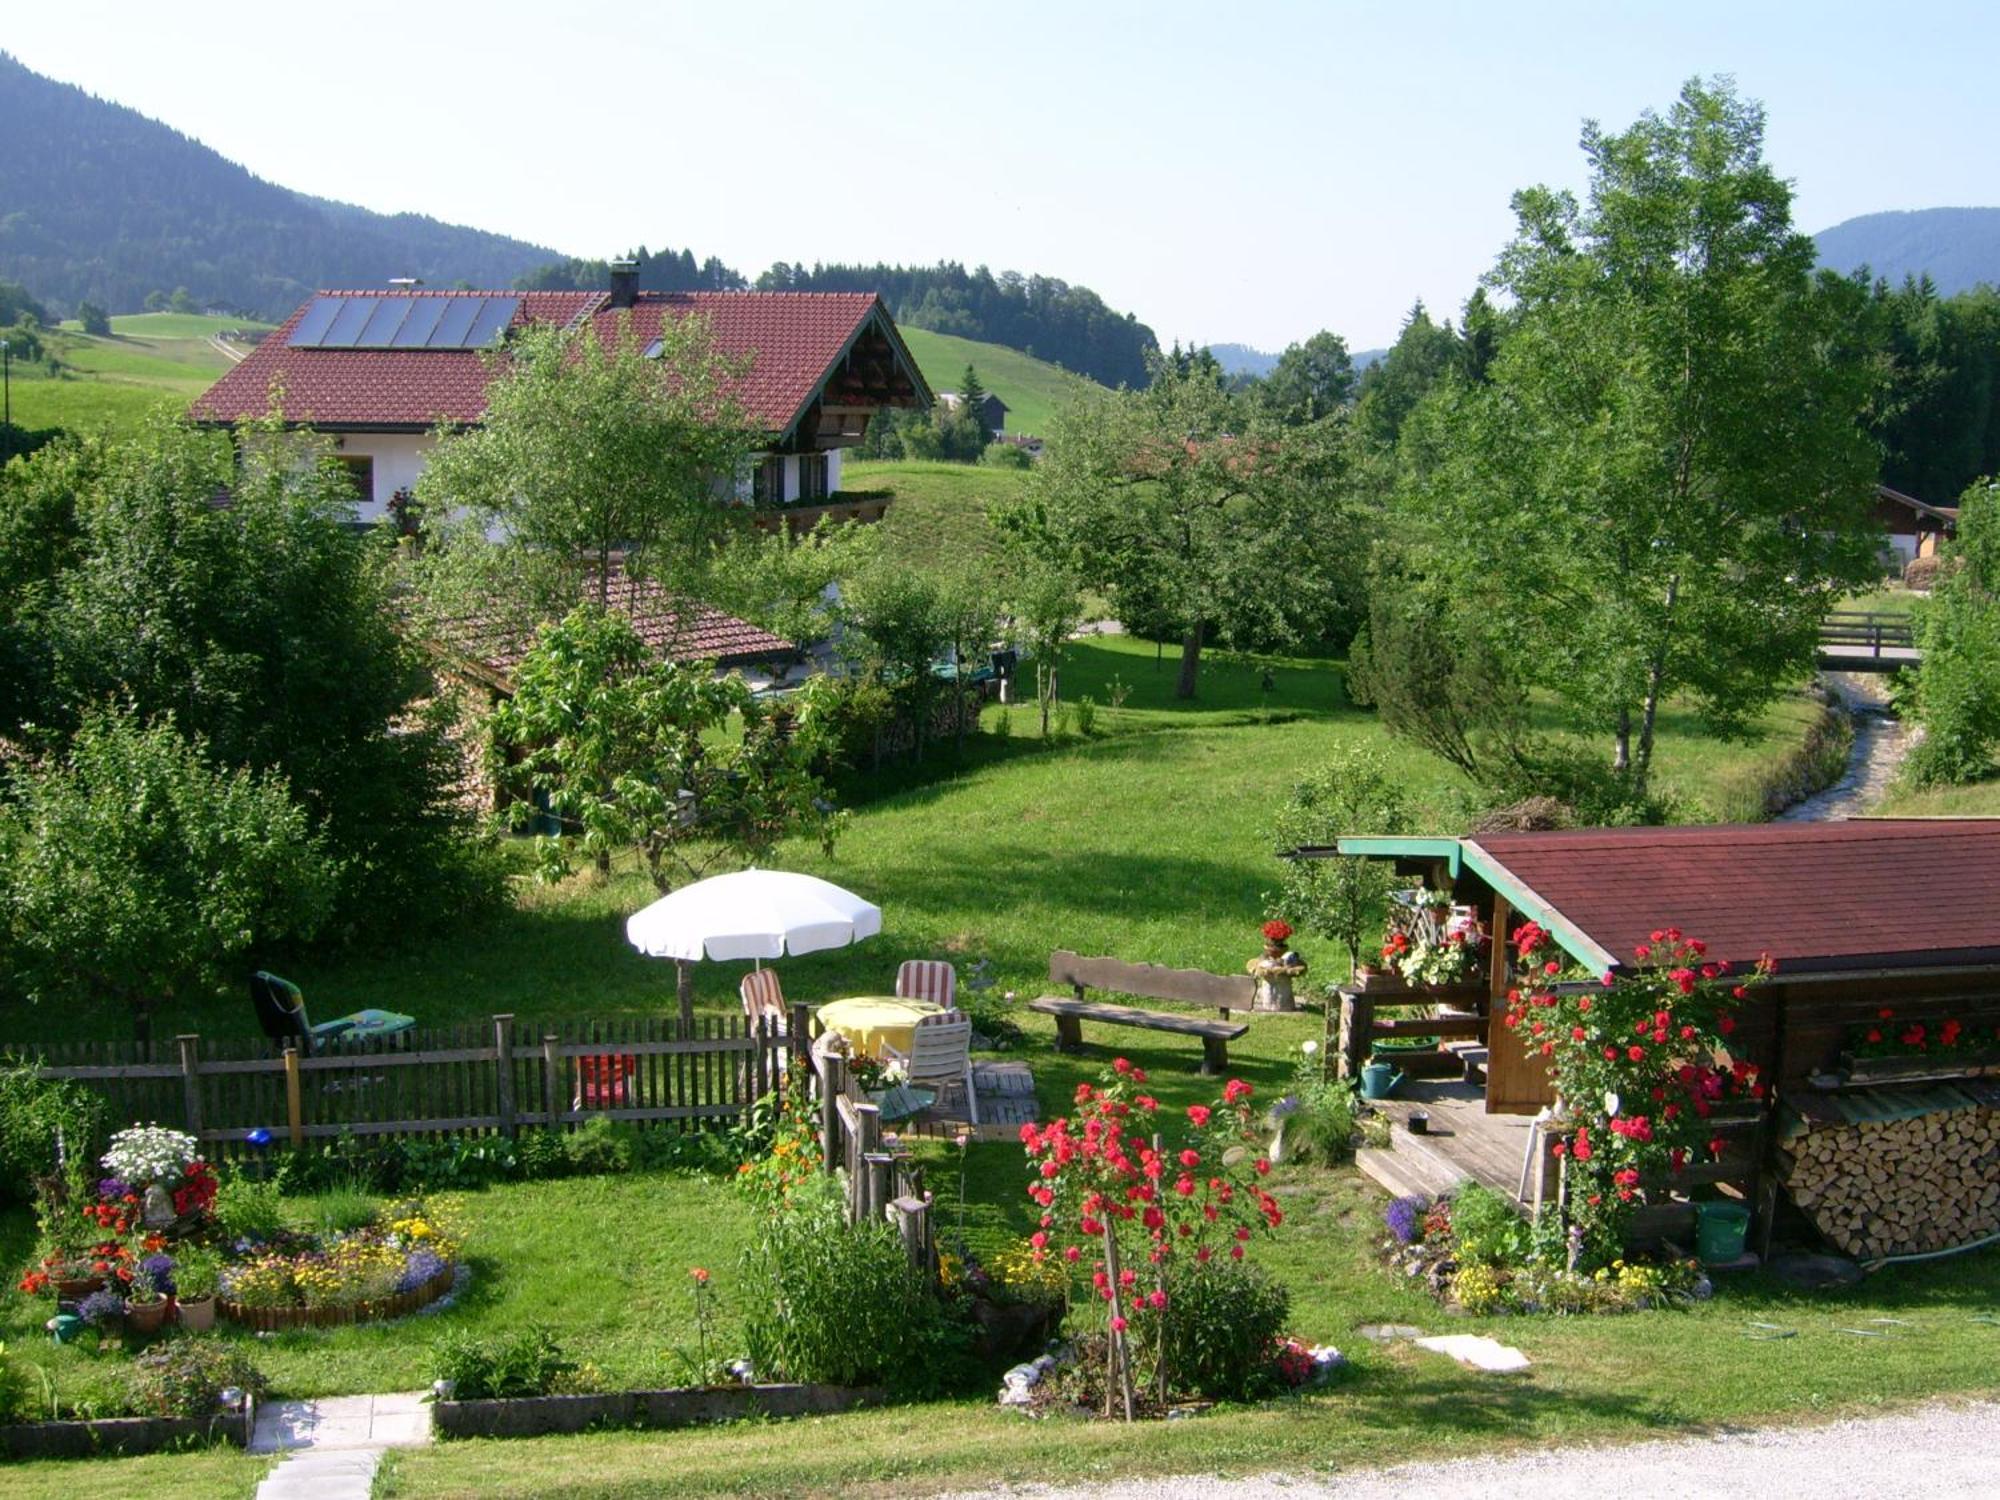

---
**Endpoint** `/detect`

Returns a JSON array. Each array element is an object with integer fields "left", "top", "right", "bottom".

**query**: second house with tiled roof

[{"left": 190, "top": 263, "right": 932, "bottom": 529}]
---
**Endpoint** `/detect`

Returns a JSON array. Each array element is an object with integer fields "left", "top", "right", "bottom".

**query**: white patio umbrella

[
  {"left": 625, "top": 869, "right": 882, "bottom": 962},
  {"left": 626, "top": 869, "right": 882, "bottom": 1031}
]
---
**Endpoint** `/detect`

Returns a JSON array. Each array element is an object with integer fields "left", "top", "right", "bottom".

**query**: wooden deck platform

[{"left": 1354, "top": 1079, "right": 1543, "bottom": 1206}]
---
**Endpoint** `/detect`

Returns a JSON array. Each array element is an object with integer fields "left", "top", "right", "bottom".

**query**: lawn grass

[
  {"left": 0, "top": 1171, "right": 759, "bottom": 1408},
  {"left": 841, "top": 457, "right": 1028, "bottom": 567},
  {"left": 3, "top": 1449, "right": 272, "bottom": 1498},
  {"left": 367, "top": 1215, "right": 2000, "bottom": 1499},
  {"left": 7, "top": 315, "right": 267, "bottom": 437},
  {"left": 1873, "top": 771, "right": 2000, "bottom": 817},
  {"left": 0, "top": 630, "right": 1971, "bottom": 1497},
  {"left": 0, "top": 636, "right": 1823, "bottom": 1049},
  {"left": 893, "top": 326, "right": 1101, "bottom": 437},
  {"left": 1843, "top": 583, "right": 1924, "bottom": 617}
]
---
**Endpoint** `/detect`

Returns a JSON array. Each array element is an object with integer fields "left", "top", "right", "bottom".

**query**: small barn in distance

[
  {"left": 1875, "top": 483, "right": 1958, "bottom": 564},
  {"left": 936, "top": 388, "right": 1009, "bottom": 437},
  {"left": 1303, "top": 820, "right": 2000, "bottom": 1257}
]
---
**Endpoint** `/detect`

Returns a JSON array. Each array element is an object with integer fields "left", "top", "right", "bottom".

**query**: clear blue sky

[{"left": 13, "top": 0, "right": 2000, "bottom": 351}]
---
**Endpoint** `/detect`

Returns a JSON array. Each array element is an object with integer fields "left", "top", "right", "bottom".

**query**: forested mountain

[
  {"left": 1816, "top": 208, "right": 2000, "bottom": 297},
  {"left": 1210, "top": 343, "right": 1279, "bottom": 378},
  {"left": 516, "top": 246, "right": 746, "bottom": 294},
  {"left": 755, "top": 262, "right": 1158, "bottom": 389},
  {"left": 0, "top": 53, "right": 560, "bottom": 319}
]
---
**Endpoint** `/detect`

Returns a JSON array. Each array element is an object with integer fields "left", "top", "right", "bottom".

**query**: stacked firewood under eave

[{"left": 1779, "top": 1100, "right": 2000, "bottom": 1259}]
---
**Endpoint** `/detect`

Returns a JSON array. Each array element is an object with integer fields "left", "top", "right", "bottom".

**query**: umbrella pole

[{"left": 676, "top": 959, "right": 695, "bottom": 1038}]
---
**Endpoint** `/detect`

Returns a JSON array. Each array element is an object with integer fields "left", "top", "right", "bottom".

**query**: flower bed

[
  {"left": 215, "top": 1199, "right": 464, "bottom": 1329},
  {"left": 220, "top": 1259, "right": 457, "bottom": 1331},
  {"left": 1379, "top": 1185, "right": 1710, "bottom": 1316}
]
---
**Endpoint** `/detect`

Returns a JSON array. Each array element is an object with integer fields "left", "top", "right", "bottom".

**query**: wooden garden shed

[{"left": 1302, "top": 819, "right": 2000, "bottom": 1254}]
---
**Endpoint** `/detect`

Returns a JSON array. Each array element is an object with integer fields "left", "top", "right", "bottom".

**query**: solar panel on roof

[
  {"left": 321, "top": 296, "right": 379, "bottom": 347},
  {"left": 357, "top": 297, "right": 414, "bottom": 346},
  {"left": 463, "top": 296, "right": 520, "bottom": 349},
  {"left": 427, "top": 300, "right": 480, "bottom": 348},
  {"left": 286, "top": 296, "right": 343, "bottom": 347},
  {"left": 391, "top": 300, "right": 448, "bottom": 348},
  {"left": 283, "top": 292, "right": 526, "bottom": 351}
]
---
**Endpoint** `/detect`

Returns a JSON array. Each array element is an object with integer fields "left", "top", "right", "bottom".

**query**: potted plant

[
  {"left": 124, "top": 1267, "right": 171, "bottom": 1336},
  {"left": 174, "top": 1248, "right": 221, "bottom": 1331},
  {"left": 37, "top": 1240, "right": 105, "bottom": 1300}
]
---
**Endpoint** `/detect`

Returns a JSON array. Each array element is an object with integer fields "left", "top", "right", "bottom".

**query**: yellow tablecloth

[{"left": 816, "top": 996, "right": 944, "bottom": 1059}]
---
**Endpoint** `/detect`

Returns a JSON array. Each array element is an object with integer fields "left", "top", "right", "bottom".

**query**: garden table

[{"left": 815, "top": 996, "right": 945, "bottom": 1059}]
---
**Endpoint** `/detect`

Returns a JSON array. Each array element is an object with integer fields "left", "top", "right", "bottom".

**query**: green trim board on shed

[{"left": 1328, "top": 835, "right": 1621, "bottom": 979}]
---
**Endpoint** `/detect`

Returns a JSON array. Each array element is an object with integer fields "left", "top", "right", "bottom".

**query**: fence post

[
  {"left": 542, "top": 1033, "right": 561, "bottom": 1129},
  {"left": 819, "top": 1046, "right": 848, "bottom": 1175},
  {"left": 889, "top": 1195, "right": 931, "bottom": 1276},
  {"left": 283, "top": 1046, "right": 304, "bottom": 1148},
  {"left": 175, "top": 1035, "right": 203, "bottom": 1140},
  {"left": 493, "top": 1015, "right": 517, "bottom": 1139},
  {"left": 1336, "top": 991, "right": 1373, "bottom": 1081},
  {"left": 852, "top": 1101, "right": 883, "bottom": 1225}
]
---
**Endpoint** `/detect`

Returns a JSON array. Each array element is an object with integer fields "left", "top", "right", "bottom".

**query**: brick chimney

[{"left": 608, "top": 259, "right": 640, "bottom": 310}]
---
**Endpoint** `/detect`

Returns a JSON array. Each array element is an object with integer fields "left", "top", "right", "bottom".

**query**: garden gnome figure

[{"left": 1249, "top": 919, "right": 1308, "bottom": 1012}]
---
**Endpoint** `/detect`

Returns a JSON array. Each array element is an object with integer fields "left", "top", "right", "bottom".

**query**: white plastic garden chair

[{"left": 881, "top": 1010, "right": 978, "bottom": 1124}]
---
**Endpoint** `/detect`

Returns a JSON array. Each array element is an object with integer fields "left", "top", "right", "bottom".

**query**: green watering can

[{"left": 1359, "top": 1060, "right": 1405, "bottom": 1100}]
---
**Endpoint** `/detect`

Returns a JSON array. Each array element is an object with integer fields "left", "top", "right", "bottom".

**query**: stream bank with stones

[{"left": 1776, "top": 672, "right": 1914, "bottom": 823}]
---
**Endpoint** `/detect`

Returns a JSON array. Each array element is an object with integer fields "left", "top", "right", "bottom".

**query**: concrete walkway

[{"left": 250, "top": 1392, "right": 431, "bottom": 1499}]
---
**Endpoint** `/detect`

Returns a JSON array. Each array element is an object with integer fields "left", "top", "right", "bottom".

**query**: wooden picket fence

[
  {"left": 806, "top": 1037, "right": 936, "bottom": 1276},
  {"left": 13, "top": 1010, "right": 799, "bottom": 1161}
]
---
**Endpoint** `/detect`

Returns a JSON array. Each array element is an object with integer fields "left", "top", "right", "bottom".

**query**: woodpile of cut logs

[{"left": 1779, "top": 1104, "right": 2000, "bottom": 1259}]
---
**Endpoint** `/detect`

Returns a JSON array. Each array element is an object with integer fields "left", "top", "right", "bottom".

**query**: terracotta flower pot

[
  {"left": 176, "top": 1295, "right": 217, "bottom": 1332},
  {"left": 54, "top": 1275, "right": 105, "bottom": 1300},
  {"left": 125, "top": 1298, "right": 171, "bottom": 1336}
]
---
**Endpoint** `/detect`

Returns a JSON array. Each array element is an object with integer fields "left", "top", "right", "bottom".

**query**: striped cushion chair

[
  {"left": 739, "top": 968, "right": 788, "bottom": 1033},
  {"left": 895, "top": 960, "right": 957, "bottom": 1009}
]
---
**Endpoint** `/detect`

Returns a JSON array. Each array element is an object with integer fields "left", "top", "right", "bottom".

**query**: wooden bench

[{"left": 1030, "top": 951, "right": 1254, "bottom": 1074}]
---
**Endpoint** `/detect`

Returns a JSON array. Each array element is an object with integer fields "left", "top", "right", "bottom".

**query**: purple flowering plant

[{"left": 1385, "top": 1194, "right": 1426, "bottom": 1246}]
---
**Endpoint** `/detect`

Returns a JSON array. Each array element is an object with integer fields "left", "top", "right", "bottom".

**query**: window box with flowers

[{"left": 1837, "top": 1010, "right": 2000, "bottom": 1085}]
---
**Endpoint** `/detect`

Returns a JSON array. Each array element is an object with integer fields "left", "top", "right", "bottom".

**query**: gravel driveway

[{"left": 939, "top": 1397, "right": 2000, "bottom": 1500}]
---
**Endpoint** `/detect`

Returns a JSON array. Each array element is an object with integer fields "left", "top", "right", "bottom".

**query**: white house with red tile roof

[{"left": 190, "top": 267, "right": 932, "bottom": 526}]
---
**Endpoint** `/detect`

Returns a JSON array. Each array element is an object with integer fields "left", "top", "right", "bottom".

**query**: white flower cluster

[{"left": 101, "top": 1123, "right": 200, "bottom": 1186}]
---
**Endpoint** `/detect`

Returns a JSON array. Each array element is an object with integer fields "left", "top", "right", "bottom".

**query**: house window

[
  {"left": 798, "top": 453, "right": 829, "bottom": 502},
  {"left": 337, "top": 456, "right": 375, "bottom": 504},
  {"left": 752, "top": 457, "right": 785, "bottom": 506}
]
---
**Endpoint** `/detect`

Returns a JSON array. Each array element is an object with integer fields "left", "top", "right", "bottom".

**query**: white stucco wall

[
  {"left": 332, "top": 435, "right": 838, "bottom": 519},
  {"left": 335, "top": 433, "right": 437, "bottom": 523}
]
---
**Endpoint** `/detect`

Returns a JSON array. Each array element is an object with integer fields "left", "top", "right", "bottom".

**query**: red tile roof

[
  {"left": 1468, "top": 821, "right": 2000, "bottom": 975},
  {"left": 440, "top": 562, "right": 796, "bottom": 692},
  {"left": 190, "top": 289, "right": 890, "bottom": 435}
]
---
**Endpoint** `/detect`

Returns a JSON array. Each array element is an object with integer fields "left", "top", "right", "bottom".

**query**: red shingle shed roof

[
  {"left": 1467, "top": 821, "right": 2000, "bottom": 977},
  {"left": 189, "top": 289, "right": 900, "bottom": 435},
  {"left": 438, "top": 560, "right": 797, "bottom": 694}
]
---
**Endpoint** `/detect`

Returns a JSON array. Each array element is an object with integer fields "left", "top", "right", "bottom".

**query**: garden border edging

[
  {"left": 432, "top": 1382, "right": 885, "bottom": 1440},
  {"left": 0, "top": 1398, "right": 253, "bottom": 1460}
]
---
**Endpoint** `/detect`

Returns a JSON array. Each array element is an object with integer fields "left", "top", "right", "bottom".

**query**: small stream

[{"left": 1775, "top": 672, "right": 1913, "bottom": 822}]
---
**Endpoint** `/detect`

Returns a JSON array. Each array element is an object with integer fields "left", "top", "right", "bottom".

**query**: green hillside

[
  {"left": 6, "top": 314, "right": 267, "bottom": 434},
  {"left": 896, "top": 325, "right": 1101, "bottom": 436},
  {"left": 842, "top": 457, "right": 1031, "bottom": 564}
]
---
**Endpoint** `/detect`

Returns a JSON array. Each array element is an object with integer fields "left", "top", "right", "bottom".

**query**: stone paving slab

[
  {"left": 254, "top": 1448, "right": 382, "bottom": 1500},
  {"left": 249, "top": 1392, "right": 432, "bottom": 1454}
]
